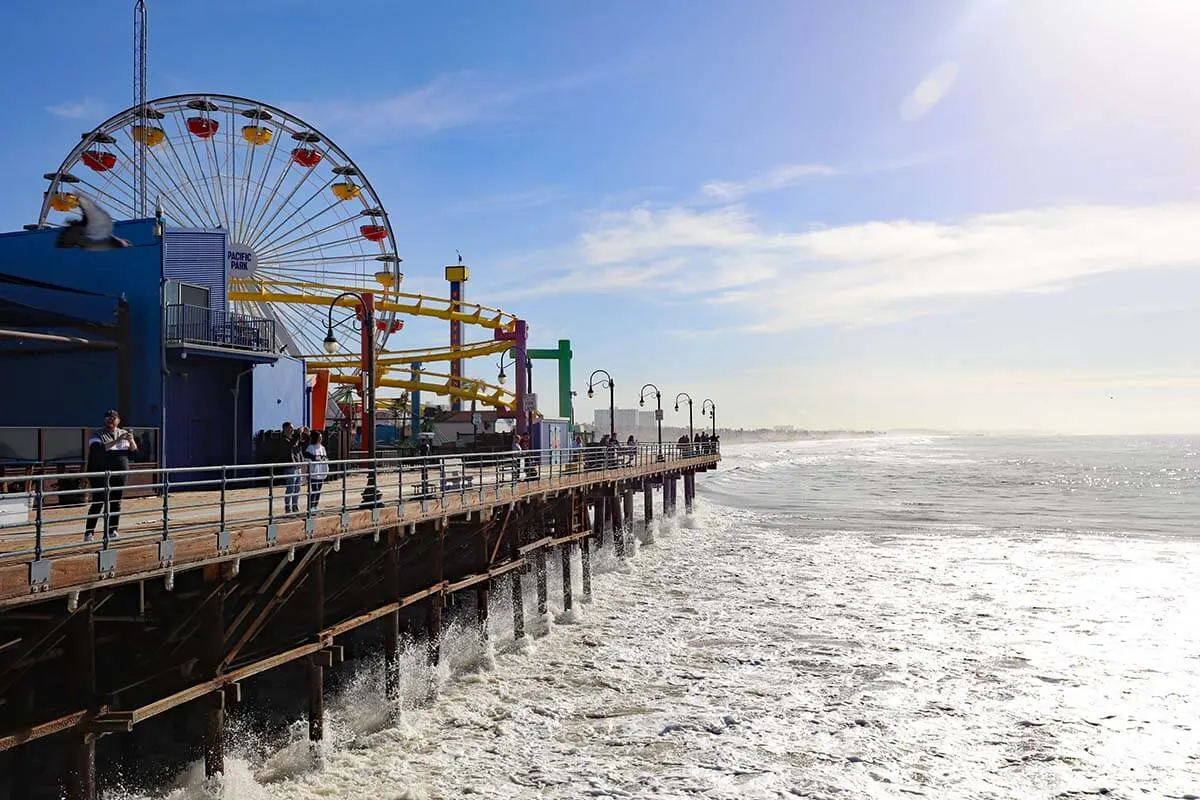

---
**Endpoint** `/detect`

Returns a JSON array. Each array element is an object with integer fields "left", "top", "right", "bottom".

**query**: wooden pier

[{"left": 0, "top": 443, "right": 717, "bottom": 799}]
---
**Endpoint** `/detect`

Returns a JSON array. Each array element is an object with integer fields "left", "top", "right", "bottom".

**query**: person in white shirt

[
  {"left": 510, "top": 434, "right": 524, "bottom": 483},
  {"left": 84, "top": 409, "right": 138, "bottom": 541},
  {"left": 304, "top": 430, "right": 329, "bottom": 512}
]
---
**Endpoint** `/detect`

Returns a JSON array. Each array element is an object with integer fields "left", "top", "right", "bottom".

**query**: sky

[{"left": 2, "top": 0, "right": 1199, "bottom": 433}]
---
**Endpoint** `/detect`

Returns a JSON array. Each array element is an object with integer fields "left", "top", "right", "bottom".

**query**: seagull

[{"left": 55, "top": 193, "right": 131, "bottom": 251}]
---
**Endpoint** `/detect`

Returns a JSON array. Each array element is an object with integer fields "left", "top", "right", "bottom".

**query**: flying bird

[{"left": 55, "top": 193, "right": 131, "bottom": 251}]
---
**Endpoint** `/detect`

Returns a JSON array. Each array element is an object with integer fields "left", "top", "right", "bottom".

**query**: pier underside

[{"left": 0, "top": 455, "right": 712, "bottom": 800}]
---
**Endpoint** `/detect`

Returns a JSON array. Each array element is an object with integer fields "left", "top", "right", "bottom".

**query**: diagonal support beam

[{"left": 219, "top": 544, "right": 328, "bottom": 672}]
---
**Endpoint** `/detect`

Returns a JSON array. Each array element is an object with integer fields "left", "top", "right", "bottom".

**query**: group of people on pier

[
  {"left": 680, "top": 431, "right": 720, "bottom": 455},
  {"left": 282, "top": 421, "right": 330, "bottom": 513}
]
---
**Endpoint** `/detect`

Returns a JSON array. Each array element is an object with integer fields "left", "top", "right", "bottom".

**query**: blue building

[{"left": 0, "top": 219, "right": 308, "bottom": 469}]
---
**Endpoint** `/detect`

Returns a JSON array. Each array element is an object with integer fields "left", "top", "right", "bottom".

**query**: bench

[{"left": 439, "top": 471, "right": 475, "bottom": 492}]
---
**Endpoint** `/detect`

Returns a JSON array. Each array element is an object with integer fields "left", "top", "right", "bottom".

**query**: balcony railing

[{"left": 164, "top": 304, "right": 275, "bottom": 353}]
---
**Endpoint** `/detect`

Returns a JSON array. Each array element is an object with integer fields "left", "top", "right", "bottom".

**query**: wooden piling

[
  {"left": 384, "top": 533, "right": 401, "bottom": 702},
  {"left": 643, "top": 481, "right": 655, "bottom": 542},
  {"left": 561, "top": 544, "right": 573, "bottom": 612},
  {"left": 595, "top": 497, "right": 607, "bottom": 547},
  {"left": 510, "top": 570, "right": 525, "bottom": 639},
  {"left": 684, "top": 471, "right": 695, "bottom": 512},
  {"left": 203, "top": 585, "right": 226, "bottom": 778},
  {"left": 613, "top": 485, "right": 626, "bottom": 558},
  {"left": 535, "top": 548, "right": 548, "bottom": 618},
  {"left": 584, "top": 500, "right": 601, "bottom": 602},
  {"left": 476, "top": 583, "right": 490, "bottom": 642},
  {"left": 308, "top": 550, "right": 326, "bottom": 744},
  {"left": 509, "top": 516, "right": 525, "bottom": 639},
  {"left": 65, "top": 597, "right": 96, "bottom": 800},
  {"left": 426, "top": 593, "right": 442, "bottom": 668}
]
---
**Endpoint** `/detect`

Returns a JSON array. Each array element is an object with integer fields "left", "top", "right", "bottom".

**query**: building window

[{"left": 167, "top": 280, "right": 211, "bottom": 309}]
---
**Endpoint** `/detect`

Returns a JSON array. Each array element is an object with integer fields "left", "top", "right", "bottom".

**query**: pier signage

[{"left": 227, "top": 243, "right": 259, "bottom": 280}]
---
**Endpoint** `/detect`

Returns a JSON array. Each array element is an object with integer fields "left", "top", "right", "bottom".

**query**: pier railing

[{"left": 0, "top": 441, "right": 719, "bottom": 562}]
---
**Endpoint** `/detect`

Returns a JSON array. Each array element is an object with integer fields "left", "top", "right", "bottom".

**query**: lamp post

[
  {"left": 674, "top": 392, "right": 694, "bottom": 447},
  {"left": 323, "top": 291, "right": 380, "bottom": 506},
  {"left": 498, "top": 349, "right": 533, "bottom": 433},
  {"left": 639, "top": 383, "right": 663, "bottom": 460},
  {"left": 587, "top": 369, "right": 615, "bottom": 440},
  {"left": 701, "top": 399, "right": 716, "bottom": 438}
]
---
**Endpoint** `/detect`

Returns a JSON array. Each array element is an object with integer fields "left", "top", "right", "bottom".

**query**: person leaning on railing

[{"left": 84, "top": 409, "right": 137, "bottom": 541}]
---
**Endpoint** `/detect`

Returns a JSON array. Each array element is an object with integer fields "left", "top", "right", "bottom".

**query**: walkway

[{"left": 0, "top": 443, "right": 719, "bottom": 606}]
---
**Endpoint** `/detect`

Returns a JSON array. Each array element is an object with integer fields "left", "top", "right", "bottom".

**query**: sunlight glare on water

[{"left": 126, "top": 435, "right": 1200, "bottom": 799}]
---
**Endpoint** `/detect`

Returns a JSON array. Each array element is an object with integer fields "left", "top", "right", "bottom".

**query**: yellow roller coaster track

[
  {"left": 228, "top": 278, "right": 521, "bottom": 411},
  {"left": 327, "top": 368, "right": 514, "bottom": 410},
  {"left": 227, "top": 278, "right": 518, "bottom": 331},
  {"left": 306, "top": 339, "right": 512, "bottom": 370}
]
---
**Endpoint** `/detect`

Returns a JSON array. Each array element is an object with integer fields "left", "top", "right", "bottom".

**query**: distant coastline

[{"left": 713, "top": 428, "right": 882, "bottom": 444}]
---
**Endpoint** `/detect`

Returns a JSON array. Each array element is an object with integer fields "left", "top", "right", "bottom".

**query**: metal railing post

[
  {"left": 102, "top": 470, "right": 113, "bottom": 543},
  {"left": 33, "top": 478, "right": 44, "bottom": 561},
  {"left": 267, "top": 464, "right": 275, "bottom": 522},
  {"left": 161, "top": 471, "right": 170, "bottom": 539},
  {"left": 219, "top": 466, "right": 228, "bottom": 531}
]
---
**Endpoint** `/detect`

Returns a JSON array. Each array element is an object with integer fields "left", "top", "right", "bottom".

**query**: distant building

[
  {"left": 638, "top": 410, "right": 658, "bottom": 431},
  {"left": 593, "top": 407, "right": 639, "bottom": 436}
]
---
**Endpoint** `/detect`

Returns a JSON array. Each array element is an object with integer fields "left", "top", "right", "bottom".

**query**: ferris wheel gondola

[{"left": 38, "top": 93, "right": 404, "bottom": 361}]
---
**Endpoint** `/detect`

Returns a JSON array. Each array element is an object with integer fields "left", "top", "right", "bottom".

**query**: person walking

[
  {"left": 84, "top": 409, "right": 138, "bottom": 541},
  {"left": 510, "top": 433, "right": 524, "bottom": 483},
  {"left": 304, "top": 430, "right": 329, "bottom": 512},
  {"left": 281, "top": 421, "right": 305, "bottom": 513}
]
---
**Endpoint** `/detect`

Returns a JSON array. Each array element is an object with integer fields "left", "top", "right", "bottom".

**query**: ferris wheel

[{"left": 37, "top": 93, "right": 403, "bottom": 360}]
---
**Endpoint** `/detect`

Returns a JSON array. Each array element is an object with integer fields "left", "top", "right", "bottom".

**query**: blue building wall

[
  {"left": 164, "top": 352, "right": 253, "bottom": 468},
  {"left": 2, "top": 221, "right": 310, "bottom": 468},
  {"left": 252, "top": 357, "right": 306, "bottom": 436},
  {"left": 0, "top": 220, "right": 162, "bottom": 429}
]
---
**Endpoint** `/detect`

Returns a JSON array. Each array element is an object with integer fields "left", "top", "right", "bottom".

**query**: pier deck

[{"left": 0, "top": 443, "right": 717, "bottom": 800}]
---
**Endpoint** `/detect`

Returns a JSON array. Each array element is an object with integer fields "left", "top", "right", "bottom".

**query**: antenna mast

[{"left": 133, "top": 0, "right": 148, "bottom": 217}]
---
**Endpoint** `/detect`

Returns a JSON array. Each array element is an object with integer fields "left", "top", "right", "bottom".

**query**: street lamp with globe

[{"left": 639, "top": 383, "right": 664, "bottom": 460}]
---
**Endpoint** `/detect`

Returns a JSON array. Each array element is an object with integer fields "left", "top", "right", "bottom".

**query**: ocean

[{"left": 131, "top": 435, "right": 1200, "bottom": 800}]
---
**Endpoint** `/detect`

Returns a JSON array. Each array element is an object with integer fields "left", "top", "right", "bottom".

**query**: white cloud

[
  {"left": 699, "top": 151, "right": 954, "bottom": 202},
  {"left": 900, "top": 61, "right": 958, "bottom": 122},
  {"left": 497, "top": 201, "right": 1200, "bottom": 329},
  {"left": 46, "top": 98, "right": 106, "bottom": 120},
  {"left": 701, "top": 163, "right": 838, "bottom": 201},
  {"left": 291, "top": 68, "right": 609, "bottom": 143}
]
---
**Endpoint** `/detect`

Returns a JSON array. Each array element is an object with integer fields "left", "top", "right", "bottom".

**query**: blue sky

[{"left": 3, "top": 0, "right": 1199, "bottom": 433}]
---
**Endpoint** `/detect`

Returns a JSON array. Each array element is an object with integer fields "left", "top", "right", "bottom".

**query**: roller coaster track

[
  {"left": 327, "top": 368, "right": 514, "bottom": 409},
  {"left": 227, "top": 279, "right": 518, "bottom": 331},
  {"left": 227, "top": 278, "right": 521, "bottom": 411}
]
